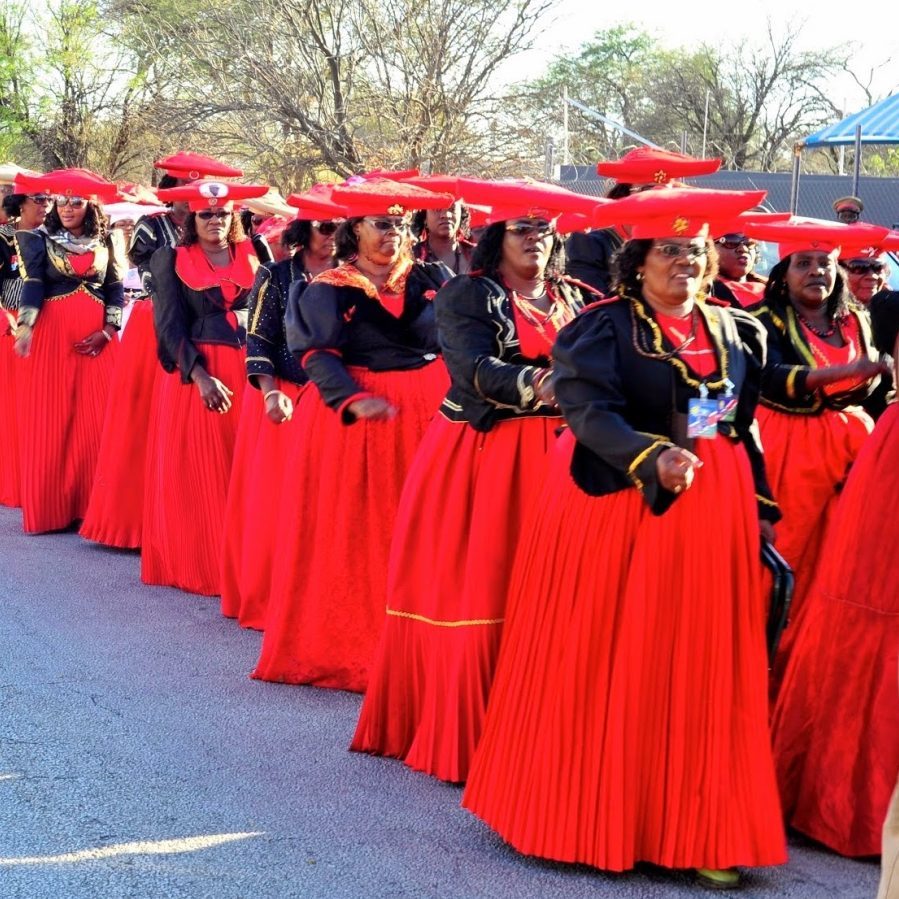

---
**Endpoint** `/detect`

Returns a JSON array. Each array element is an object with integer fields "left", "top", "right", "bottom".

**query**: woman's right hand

[
  {"left": 264, "top": 390, "right": 294, "bottom": 424},
  {"left": 13, "top": 324, "right": 32, "bottom": 358},
  {"left": 195, "top": 372, "right": 234, "bottom": 413},
  {"left": 347, "top": 396, "right": 397, "bottom": 421},
  {"left": 656, "top": 446, "right": 703, "bottom": 494},
  {"left": 847, "top": 356, "right": 891, "bottom": 380}
]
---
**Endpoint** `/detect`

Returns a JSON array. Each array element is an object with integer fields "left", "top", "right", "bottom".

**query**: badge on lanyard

[
  {"left": 718, "top": 379, "right": 737, "bottom": 423},
  {"left": 688, "top": 383, "right": 719, "bottom": 439}
]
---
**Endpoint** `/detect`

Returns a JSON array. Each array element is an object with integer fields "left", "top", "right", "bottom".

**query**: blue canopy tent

[{"left": 790, "top": 92, "right": 899, "bottom": 212}]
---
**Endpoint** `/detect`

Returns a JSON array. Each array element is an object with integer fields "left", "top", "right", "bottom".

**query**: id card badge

[
  {"left": 718, "top": 379, "right": 737, "bottom": 423},
  {"left": 687, "top": 384, "right": 718, "bottom": 439}
]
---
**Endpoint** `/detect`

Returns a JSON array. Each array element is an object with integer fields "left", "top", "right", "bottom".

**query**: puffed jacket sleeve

[
  {"left": 285, "top": 280, "right": 366, "bottom": 423},
  {"left": 102, "top": 232, "right": 126, "bottom": 330},
  {"left": 434, "top": 274, "right": 549, "bottom": 411},
  {"left": 13, "top": 230, "right": 47, "bottom": 327},
  {"left": 753, "top": 305, "right": 815, "bottom": 407},
  {"left": 150, "top": 247, "right": 201, "bottom": 381},
  {"left": 728, "top": 308, "right": 781, "bottom": 523},
  {"left": 553, "top": 308, "right": 676, "bottom": 514}
]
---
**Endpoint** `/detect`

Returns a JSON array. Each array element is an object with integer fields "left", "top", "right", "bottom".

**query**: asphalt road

[{"left": 0, "top": 506, "right": 881, "bottom": 898}]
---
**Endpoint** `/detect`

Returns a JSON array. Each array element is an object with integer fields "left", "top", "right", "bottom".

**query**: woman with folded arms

[
  {"left": 13, "top": 168, "right": 123, "bottom": 534},
  {"left": 141, "top": 179, "right": 267, "bottom": 595},
  {"left": 0, "top": 185, "right": 51, "bottom": 508}
]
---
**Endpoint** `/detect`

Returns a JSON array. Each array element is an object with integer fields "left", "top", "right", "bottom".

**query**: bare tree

[{"left": 107, "top": 0, "right": 552, "bottom": 186}]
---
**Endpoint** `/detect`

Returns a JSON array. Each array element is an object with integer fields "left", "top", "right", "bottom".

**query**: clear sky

[{"left": 502, "top": 1, "right": 898, "bottom": 116}]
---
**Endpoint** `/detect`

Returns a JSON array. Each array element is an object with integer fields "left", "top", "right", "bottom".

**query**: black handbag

[{"left": 760, "top": 539, "right": 794, "bottom": 667}]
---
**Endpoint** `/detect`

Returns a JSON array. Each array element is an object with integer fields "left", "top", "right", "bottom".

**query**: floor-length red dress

[
  {"left": 462, "top": 298, "right": 786, "bottom": 873},
  {"left": 771, "top": 399, "right": 899, "bottom": 857},
  {"left": 79, "top": 299, "right": 158, "bottom": 548},
  {"left": 352, "top": 277, "right": 579, "bottom": 782},
  {"left": 141, "top": 241, "right": 256, "bottom": 595}
]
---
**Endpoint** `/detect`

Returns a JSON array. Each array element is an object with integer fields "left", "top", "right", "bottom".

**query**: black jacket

[
  {"left": 435, "top": 273, "right": 586, "bottom": 431},
  {"left": 553, "top": 294, "right": 780, "bottom": 521},
  {"left": 564, "top": 227, "right": 623, "bottom": 296},
  {"left": 149, "top": 246, "right": 250, "bottom": 381},
  {"left": 15, "top": 229, "right": 124, "bottom": 330},
  {"left": 286, "top": 261, "right": 449, "bottom": 422},
  {"left": 246, "top": 256, "right": 307, "bottom": 387},
  {"left": 751, "top": 301, "right": 879, "bottom": 414}
]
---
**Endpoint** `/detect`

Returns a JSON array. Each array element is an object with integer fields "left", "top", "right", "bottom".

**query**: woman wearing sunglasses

[
  {"left": 252, "top": 178, "right": 453, "bottom": 693},
  {"left": 711, "top": 230, "right": 767, "bottom": 308},
  {"left": 746, "top": 220, "right": 890, "bottom": 684},
  {"left": 353, "top": 182, "right": 600, "bottom": 784},
  {"left": 0, "top": 188, "right": 51, "bottom": 509},
  {"left": 11, "top": 169, "right": 123, "bottom": 534},
  {"left": 770, "top": 288, "right": 899, "bottom": 860},
  {"left": 139, "top": 179, "right": 268, "bottom": 596},
  {"left": 79, "top": 155, "right": 244, "bottom": 551},
  {"left": 840, "top": 239, "right": 899, "bottom": 420},
  {"left": 220, "top": 202, "right": 342, "bottom": 629},
  {"left": 462, "top": 188, "right": 788, "bottom": 891}
]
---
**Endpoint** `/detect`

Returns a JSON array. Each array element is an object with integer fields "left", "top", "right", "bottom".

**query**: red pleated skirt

[
  {"left": 220, "top": 378, "right": 305, "bottom": 628},
  {"left": 0, "top": 324, "right": 21, "bottom": 508},
  {"left": 252, "top": 361, "right": 449, "bottom": 693},
  {"left": 17, "top": 290, "right": 119, "bottom": 533},
  {"left": 771, "top": 402, "right": 899, "bottom": 857},
  {"left": 756, "top": 405, "right": 872, "bottom": 681},
  {"left": 141, "top": 343, "right": 246, "bottom": 595},
  {"left": 462, "top": 430, "right": 786, "bottom": 872},
  {"left": 79, "top": 300, "right": 158, "bottom": 548},
  {"left": 352, "top": 412, "right": 561, "bottom": 781}
]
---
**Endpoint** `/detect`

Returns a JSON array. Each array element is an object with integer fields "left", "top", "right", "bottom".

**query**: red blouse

[{"left": 656, "top": 309, "right": 718, "bottom": 378}]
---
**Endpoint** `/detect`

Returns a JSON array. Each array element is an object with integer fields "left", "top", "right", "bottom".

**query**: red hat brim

[
  {"left": 154, "top": 152, "right": 243, "bottom": 179},
  {"left": 838, "top": 230, "right": 899, "bottom": 260},
  {"left": 597, "top": 148, "right": 721, "bottom": 183},
  {"left": 744, "top": 218, "right": 890, "bottom": 260},
  {"left": 156, "top": 180, "right": 268, "bottom": 211},
  {"left": 286, "top": 184, "right": 348, "bottom": 219},
  {"left": 330, "top": 178, "right": 454, "bottom": 216},
  {"left": 449, "top": 178, "right": 609, "bottom": 219},
  {"left": 15, "top": 167, "right": 119, "bottom": 203},
  {"left": 591, "top": 187, "right": 767, "bottom": 237}
]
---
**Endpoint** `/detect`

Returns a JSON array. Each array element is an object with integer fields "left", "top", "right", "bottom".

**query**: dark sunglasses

[
  {"left": 55, "top": 195, "right": 86, "bottom": 208},
  {"left": 314, "top": 220, "right": 339, "bottom": 236},
  {"left": 196, "top": 209, "right": 232, "bottom": 221},
  {"left": 364, "top": 217, "right": 409, "bottom": 232},
  {"left": 505, "top": 220, "right": 554, "bottom": 239},
  {"left": 846, "top": 260, "right": 886, "bottom": 275},
  {"left": 654, "top": 243, "right": 708, "bottom": 261},
  {"left": 28, "top": 194, "right": 53, "bottom": 205},
  {"left": 715, "top": 236, "right": 756, "bottom": 251}
]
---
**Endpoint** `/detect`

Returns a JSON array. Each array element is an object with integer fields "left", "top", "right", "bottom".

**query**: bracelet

[
  {"left": 100, "top": 329, "right": 113, "bottom": 342},
  {"left": 532, "top": 368, "right": 552, "bottom": 392},
  {"left": 263, "top": 389, "right": 285, "bottom": 403}
]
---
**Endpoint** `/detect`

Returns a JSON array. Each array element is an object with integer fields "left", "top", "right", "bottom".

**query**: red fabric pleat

[
  {"left": 79, "top": 301, "right": 158, "bottom": 548},
  {"left": 141, "top": 343, "right": 246, "bottom": 595},
  {"left": 17, "top": 290, "right": 118, "bottom": 533},
  {"left": 252, "top": 361, "right": 449, "bottom": 693},
  {"left": 352, "top": 413, "right": 560, "bottom": 782},
  {"left": 462, "top": 430, "right": 786, "bottom": 872},
  {"left": 220, "top": 378, "right": 305, "bottom": 628},
  {"left": 772, "top": 403, "right": 899, "bottom": 857},
  {"left": 756, "top": 405, "right": 873, "bottom": 686},
  {"left": 0, "top": 329, "right": 21, "bottom": 507}
]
